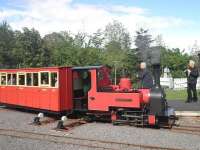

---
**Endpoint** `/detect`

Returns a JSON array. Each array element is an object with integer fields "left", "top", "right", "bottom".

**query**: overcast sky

[{"left": 0, "top": 0, "right": 200, "bottom": 51}]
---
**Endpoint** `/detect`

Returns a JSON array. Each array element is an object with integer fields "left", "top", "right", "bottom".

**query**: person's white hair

[
  {"left": 189, "top": 60, "right": 195, "bottom": 68},
  {"left": 140, "top": 62, "right": 146, "bottom": 69}
]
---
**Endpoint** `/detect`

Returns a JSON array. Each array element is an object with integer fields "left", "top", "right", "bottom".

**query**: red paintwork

[
  {"left": 113, "top": 78, "right": 133, "bottom": 92},
  {"left": 148, "top": 115, "right": 156, "bottom": 125},
  {"left": 0, "top": 67, "right": 72, "bottom": 112},
  {"left": 88, "top": 69, "right": 142, "bottom": 111},
  {"left": 138, "top": 89, "right": 150, "bottom": 104},
  {"left": 97, "top": 67, "right": 111, "bottom": 88},
  {"left": 119, "top": 78, "right": 132, "bottom": 90},
  {"left": 73, "top": 71, "right": 80, "bottom": 79},
  {"left": 111, "top": 111, "right": 117, "bottom": 121},
  {"left": 59, "top": 68, "right": 73, "bottom": 111}
]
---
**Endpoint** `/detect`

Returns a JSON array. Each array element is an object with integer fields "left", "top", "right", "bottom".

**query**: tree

[
  {"left": 0, "top": 21, "right": 191, "bottom": 80},
  {"left": 13, "top": 28, "right": 43, "bottom": 67},
  {"left": 0, "top": 21, "right": 15, "bottom": 68},
  {"left": 87, "top": 29, "right": 104, "bottom": 49},
  {"left": 134, "top": 28, "right": 154, "bottom": 62},
  {"left": 104, "top": 20, "right": 131, "bottom": 50},
  {"left": 73, "top": 32, "right": 88, "bottom": 48},
  {"left": 43, "top": 32, "right": 75, "bottom": 66},
  {"left": 161, "top": 48, "right": 191, "bottom": 77},
  {"left": 155, "top": 34, "right": 165, "bottom": 47}
]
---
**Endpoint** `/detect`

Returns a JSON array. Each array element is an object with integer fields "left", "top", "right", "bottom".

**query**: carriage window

[
  {"left": 33, "top": 73, "right": 38, "bottom": 86},
  {"left": 12, "top": 74, "right": 17, "bottom": 85},
  {"left": 26, "top": 73, "right": 32, "bottom": 86},
  {"left": 1, "top": 73, "right": 6, "bottom": 85},
  {"left": 51, "top": 72, "right": 58, "bottom": 87},
  {"left": 7, "top": 74, "right": 12, "bottom": 85},
  {"left": 40, "top": 72, "right": 49, "bottom": 86},
  {"left": 18, "top": 74, "right": 25, "bottom": 85}
]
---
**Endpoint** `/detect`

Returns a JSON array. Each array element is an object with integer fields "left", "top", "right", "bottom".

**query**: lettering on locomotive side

[{"left": 115, "top": 98, "right": 132, "bottom": 102}]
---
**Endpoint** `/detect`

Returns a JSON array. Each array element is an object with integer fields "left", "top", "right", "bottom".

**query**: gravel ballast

[{"left": 0, "top": 107, "right": 200, "bottom": 150}]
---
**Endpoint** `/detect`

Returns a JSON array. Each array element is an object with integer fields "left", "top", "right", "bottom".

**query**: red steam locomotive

[{"left": 0, "top": 66, "right": 176, "bottom": 128}]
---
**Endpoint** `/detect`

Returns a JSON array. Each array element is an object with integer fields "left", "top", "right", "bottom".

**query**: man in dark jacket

[
  {"left": 138, "top": 62, "right": 153, "bottom": 89},
  {"left": 185, "top": 60, "right": 199, "bottom": 103}
]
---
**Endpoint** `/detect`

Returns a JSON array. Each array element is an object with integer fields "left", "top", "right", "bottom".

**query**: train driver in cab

[{"left": 138, "top": 62, "right": 153, "bottom": 89}]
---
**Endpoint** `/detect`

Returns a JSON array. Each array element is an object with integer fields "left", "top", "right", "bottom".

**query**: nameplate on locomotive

[{"left": 115, "top": 98, "right": 132, "bottom": 102}]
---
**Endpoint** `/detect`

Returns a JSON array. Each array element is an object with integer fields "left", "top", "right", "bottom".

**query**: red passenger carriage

[{"left": 0, "top": 67, "right": 72, "bottom": 113}]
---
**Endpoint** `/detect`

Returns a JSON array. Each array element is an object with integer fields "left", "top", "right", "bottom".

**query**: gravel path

[
  {"left": 168, "top": 100, "right": 200, "bottom": 111},
  {"left": 67, "top": 123, "right": 200, "bottom": 150},
  {"left": 0, "top": 107, "right": 200, "bottom": 150},
  {"left": 0, "top": 135, "right": 97, "bottom": 150}
]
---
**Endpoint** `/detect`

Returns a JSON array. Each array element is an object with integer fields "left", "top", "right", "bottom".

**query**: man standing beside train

[
  {"left": 138, "top": 62, "right": 153, "bottom": 89},
  {"left": 185, "top": 60, "right": 199, "bottom": 103}
]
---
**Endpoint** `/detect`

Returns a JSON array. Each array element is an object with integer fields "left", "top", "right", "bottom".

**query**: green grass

[
  {"left": 165, "top": 89, "right": 187, "bottom": 100},
  {"left": 165, "top": 89, "right": 200, "bottom": 100}
]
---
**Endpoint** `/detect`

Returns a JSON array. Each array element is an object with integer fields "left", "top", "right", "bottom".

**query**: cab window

[
  {"left": 33, "top": 73, "right": 38, "bottom": 86},
  {"left": 18, "top": 73, "right": 25, "bottom": 86},
  {"left": 7, "top": 74, "right": 12, "bottom": 85},
  {"left": 51, "top": 72, "right": 58, "bottom": 87},
  {"left": 26, "top": 73, "right": 32, "bottom": 86},
  {"left": 1, "top": 73, "right": 6, "bottom": 85},
  {"left": 40, "top": 72, "right": 49, "bottom": 86},
  {"left": 98, "top": 71, "right": 104, "bottom": 80},
  {"left": 12, "top": 74, "right": 17, "bottom": 85}
]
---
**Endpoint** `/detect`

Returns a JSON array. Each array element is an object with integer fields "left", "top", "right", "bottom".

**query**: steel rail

[
  {"left": 0, "top": 128, "right": 183, "bottom": 150},
  {"left": 171, "top": 125, "right": 200, "bottom": 136}
]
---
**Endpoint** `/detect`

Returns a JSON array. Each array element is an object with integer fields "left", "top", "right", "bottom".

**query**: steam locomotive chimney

[
  {"left": 149, "top": 46, "right": 161, "bottom": 88},
  {"left": 152, "top": 64, "right": 161, "bottom": 88}
]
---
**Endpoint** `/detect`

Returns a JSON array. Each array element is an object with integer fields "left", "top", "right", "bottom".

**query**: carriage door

[{"left": 72, "top": 70, "right": 91, "bottom": 111}]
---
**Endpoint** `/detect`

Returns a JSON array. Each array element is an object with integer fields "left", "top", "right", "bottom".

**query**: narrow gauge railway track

[
  {"left": 29, "top": 117, "right": 57, "bottom": 126},
  {"left": 0, "top": 108, "right": 15, "bottom": 112},
  {"left": 0, "top": 107, "right": 27, "bottom": 113},
  {"left": 0, "top": 107, "right": 8, "bottom": 111},
  {"left": 0, "top": 128, "right": 182, "bottom": 150},
  {"left": 171, "top": 125, "right": 200, "bottom": 136}
]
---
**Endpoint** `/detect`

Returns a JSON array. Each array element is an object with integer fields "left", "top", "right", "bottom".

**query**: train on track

[{"left": 0, "top": 65, "right": 176, "bottom": 128}]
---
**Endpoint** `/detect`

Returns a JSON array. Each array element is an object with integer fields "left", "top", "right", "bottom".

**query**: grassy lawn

[
  {"left": 165, "top": 89, "right": 187, "bottom": 100},
  {"left": 165, "top": 89, "right": 200, "bottom": 100}
]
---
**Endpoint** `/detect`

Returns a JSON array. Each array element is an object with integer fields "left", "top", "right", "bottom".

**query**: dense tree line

[{"left": 0, "top": 21, "right": 191, "bottom": 79}]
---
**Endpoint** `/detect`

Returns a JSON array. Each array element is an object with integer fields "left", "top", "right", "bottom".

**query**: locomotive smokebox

[{"left": 149, "top": 88, "right": 166, "bottom": 116}]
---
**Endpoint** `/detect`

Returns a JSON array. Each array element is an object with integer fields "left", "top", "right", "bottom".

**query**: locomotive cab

[{"left": 72, "top": 66, "right": 110, "bottom": 111}]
